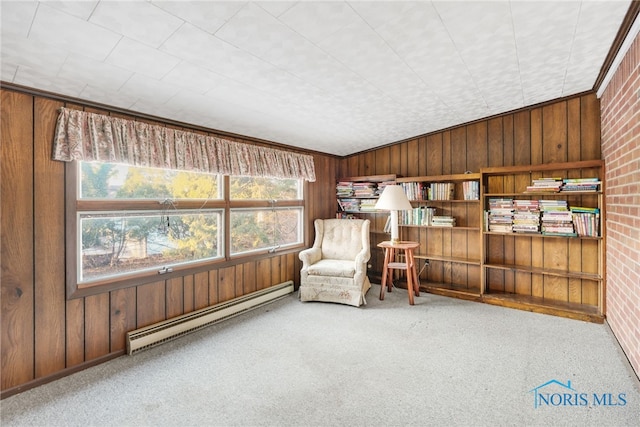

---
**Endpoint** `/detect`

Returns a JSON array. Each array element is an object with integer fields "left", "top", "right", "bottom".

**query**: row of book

[
  {"left": 525, "top": 177, "right": 600, "bottom": 193},
  {"left": 337, "top": 198, "right": 378, "bottom": 212},
  {"left": 398, "top": 208, "right": 456, "bottom": 227},
  {"left": 399, "top": 207, "right": 436, "bottom": 226},
  {"left": 336, "top": 180, "right": 395, "bottom": 198},
  {"left": 337, "top": 181, "right": 377, "bottom": 197},
  {"left": 462, "top": 180, "right": 480, "bottom": 200},
  {"left": 571, "top": 207, "right": 600, "bottom": 237},
  {"left": 336, "top": 181, "right": 355, "bottom": 197},
  {"left": 429, "top": 182, "right": 455, "bottom": 200},
  {"left": 399, "top": 181, "right": 479, "bottom": 201},
  {"left": 486, "top": 198, "right": 599, "bottom": 236}
]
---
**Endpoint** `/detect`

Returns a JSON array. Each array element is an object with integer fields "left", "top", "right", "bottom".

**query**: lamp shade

[{"left": 374, "top": 185, "right": 412, "bottom": 211}]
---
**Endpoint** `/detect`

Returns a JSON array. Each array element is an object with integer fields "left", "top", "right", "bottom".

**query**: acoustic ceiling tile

[
  {"left": 160, "top": 23, "right": 264, "bottom": 82},
  {"left": 160, "top": 23, "right": 224, "bottom": 65},
  {"left": 29, "top": 3, "right": 120, "bottom": 61},
  {"left": 89, "top": 1, "right": 184, "bottom": 48},
  {"left": 1, "top": 63, "right": 17, "bottom": 82},
  {"left": 261, "top": 33, "right": 357, "bottom": 92},
  {"left": 107, "top": 38, "right": 181, "bottom": 81},
  {"left": 348, "top": 1, "right": 418, "bottom": 30},
  {"left": 80, "top": 84, "right": 139, "bottom": 111},
  {"left": 13, "top": 64, "right": 86, "bottom": 97},
  {"left": 58, "top": 53, "right": 133, "bottom": 91},
  {"left": 278, "top": 1, "right": 360, "bottom": 45},
  {"left": 375, "top": 2, "right": 448, "bottom": 63},
  {"left": 214, "top": 2, "right": 297, "bottom": 58},
  {"left": 151, "top": 1, "right": 245, "bottom": 34},
  {"left": 167, "top": 91, "right": 233, "bottom": 120},
  {"left": 318, "top": 20, "right": 414, "bottom": 92},
  {"left": 0, "top": 35, "right": 68, "bottom": 74},
  {"left": 162, "top": 62, "right": 231, "bottom": 94},
  {"left": 257, "top": 2, "right": 297, "bottom": 18},
  {"left": 1, "top": 1, "right": 37, "bottom": 38},
  {"left": 119, "top": 74, "right": 181, "bottom": 106},
  {"left": 46, "top": 0, "right": 98, "bottom": 20}
]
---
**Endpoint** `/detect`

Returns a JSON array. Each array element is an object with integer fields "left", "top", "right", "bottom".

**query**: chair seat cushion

[{"left": 307, "top": 259, "right": 355, "bottom": 278}]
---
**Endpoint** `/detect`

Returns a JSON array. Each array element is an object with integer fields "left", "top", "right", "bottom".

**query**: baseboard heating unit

[{"left": 126, "top": 281, "right": 294, "bottom": 355}]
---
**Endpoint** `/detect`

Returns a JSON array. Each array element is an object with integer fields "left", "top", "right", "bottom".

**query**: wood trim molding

[
  {"left": 0, "top": 351, "right": 123, "bottom": 400},
  {"left": 593, "top": 0, "right": 640, "bottom": 93}
]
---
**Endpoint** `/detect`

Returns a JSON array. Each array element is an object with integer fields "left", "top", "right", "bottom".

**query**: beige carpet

[{"left": 2, "top": 283, "right": 639, "bottom": 426}]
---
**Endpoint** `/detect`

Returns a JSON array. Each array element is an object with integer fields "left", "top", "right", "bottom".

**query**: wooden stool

[{"left": 378, "top": 241, "right": 420, "bottom": 305}]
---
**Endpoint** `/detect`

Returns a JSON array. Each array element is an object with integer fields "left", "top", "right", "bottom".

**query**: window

[
  {"left": 229, "top": 176, "right": 303, "bottom": 255},
  {"left": 229, "top": 176, "right": 301, "bottom": 200},
  {"left": 67, "top": 161, "right": 304, "bottom": 297},
  {"left": 230, "top": 208, "right": 302, "bottom": 255},
  {"left": 79, "top": 210, "right": 221, "bottom": 282},
  {"left": 71, "top": 161, "right": 223, "bottom": 292},
  {"left": 80, "top": 162, "right": 221, "bottom": 200}
]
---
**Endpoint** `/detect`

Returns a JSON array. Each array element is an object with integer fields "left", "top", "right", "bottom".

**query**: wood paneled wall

[
  {"left": 0, "top": 88, "right": 336, "bottom": 396},
  {"left": 338, "top": 92, "right": 602, "bottom": 275}
]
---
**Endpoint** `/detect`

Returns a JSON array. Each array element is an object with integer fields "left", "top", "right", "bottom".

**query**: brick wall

[{"left": 600, "top": 31, "right": 640, "bottom": 378}]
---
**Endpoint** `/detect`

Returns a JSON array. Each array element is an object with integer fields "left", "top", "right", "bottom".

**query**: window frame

[
  {"left": 65, "top": 161, "right": 306, "bottom": 299},
  {"left": 228, "top": 206, "right": 304, "bottom": 256}
]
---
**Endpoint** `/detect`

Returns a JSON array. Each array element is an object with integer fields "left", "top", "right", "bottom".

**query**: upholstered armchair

[{"left": 299, "top": 218, "right": 372, "bottom": 307}]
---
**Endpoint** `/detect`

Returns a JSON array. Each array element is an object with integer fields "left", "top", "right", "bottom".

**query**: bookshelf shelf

[
  {"left": 336, "top": 175, "right": 397, "bottom": 281},
  {"left": 397, "top": 172, "right": 482, "bottom": 297},
  {"left": 480, "top": 160, "right": 605, "bottom": 322}
]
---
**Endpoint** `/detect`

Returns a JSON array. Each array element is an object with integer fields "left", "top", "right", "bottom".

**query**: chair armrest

[
  {"left": 354, "top": 247, "right": 371, "bottom": 272},
  {"left": 299, "top": 247, "right": 321, "bottom": 269}
]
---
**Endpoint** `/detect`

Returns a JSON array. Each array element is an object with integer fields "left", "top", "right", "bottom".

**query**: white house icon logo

[
  {"left": 529, "top": 379, "right": 580, "bottom": 408},
  {"left": 529, "top": 379, "right": 627, "bottom": 408}
]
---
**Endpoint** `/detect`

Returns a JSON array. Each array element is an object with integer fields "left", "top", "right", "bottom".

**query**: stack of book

[
  {"left": 512, "top": 199, "right": 540, "bottom": 233},
  {"left": 570, "top": 206, "right": 600, "bottom": 237},
  {"left": 429, "top": 182, "right": 455, "bottom": 200},
  {"left": 377, "top": 180, "right": 396, "bottom": 196},
  {"left": 336, "top": 181, "right": 354, "bottom": 197},
  {"left": 336, "top": 212, "right": 356, "bottom": 219},
  {"left": 526, "top": 177, "right": 563, "bottom": 193},
  {"left": 431, "top": 215, "right": 456, "bottom": 227},
  {"left": 540, "top": 200, "right": 575, "bottom": 236},
  {"left": 337, "top": 198, "right": 360, "bottom": 212},
  {"left": 352, "top": 182, "right": 377, "bottom": 197},
  {"left": 487, "top": 198, "right": 514, "bottom": 233},
  {"left": 561, "top": 177, "right": 601, "bottom": 192},
  {"left": 359, "top": 199, "right": 378, "bottom": 212},
  {"left": 463, "top": 181, "right": 480, "bottom": 200}
]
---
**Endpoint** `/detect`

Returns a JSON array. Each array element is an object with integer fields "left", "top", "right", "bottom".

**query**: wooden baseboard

[
  {"left": 1, "top": 351, "right": 124, "bottom": 400},
  {"left": 482, "top": 293, "right": 604, "bottom": 323}
]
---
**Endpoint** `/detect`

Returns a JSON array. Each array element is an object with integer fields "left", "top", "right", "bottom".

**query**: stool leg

[
  {"left": 380, "top": 248, "right": 390, "bottom": 300},
  {"left": 408, "top": 250, "right": 420, "bottom": 297},
  {"left": 386, "top": 248, "right": 395, "bottom": 292},
  {"left": 406, "top": 252, "right": 415, "bottom": 305}
]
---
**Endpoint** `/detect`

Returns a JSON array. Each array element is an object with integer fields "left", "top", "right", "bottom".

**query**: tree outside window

[{"left": 74, "top": 162, "right": 302, "bottom": 285}]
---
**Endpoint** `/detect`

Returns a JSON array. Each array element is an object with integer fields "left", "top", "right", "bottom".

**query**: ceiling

[{"left": 0, "top": 1, "right": 632, "bottom": 156}]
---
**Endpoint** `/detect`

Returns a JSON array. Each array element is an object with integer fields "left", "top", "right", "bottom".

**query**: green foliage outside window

[{"left": 77, "top": 161, "right": 302, "bottom": 283}]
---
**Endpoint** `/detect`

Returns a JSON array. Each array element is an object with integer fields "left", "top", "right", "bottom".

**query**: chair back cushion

[{"left": 319, "top": 219, "right": 367, "bottom": 261}]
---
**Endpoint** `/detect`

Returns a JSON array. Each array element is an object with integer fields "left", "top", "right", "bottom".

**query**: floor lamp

[{"left": 375, "top": 185, "right": 413, "bottom": 244}]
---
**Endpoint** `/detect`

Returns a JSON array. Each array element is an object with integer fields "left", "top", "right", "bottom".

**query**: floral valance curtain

[{"left": 52, "top": 108, "right": 316, "bottom": 182}]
